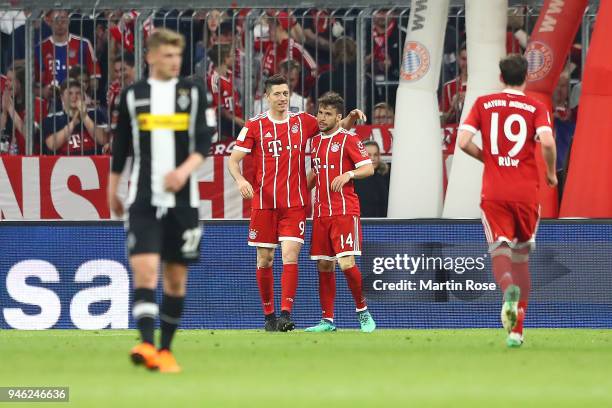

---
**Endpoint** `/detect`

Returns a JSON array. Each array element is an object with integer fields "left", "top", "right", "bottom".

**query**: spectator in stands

[
  {"left": 35, "top": 10, "right": 101, "bottom": 98},
  {"left": 316, "top": 36, "right": 358, "bottom": 112},
  {"left": 109, "top": 11, "right": 152, "bottom": 56},
  {"left": 43, "top": 79, "right": 107, "bottom": 155},
  {"left": 440, "top": 42, "right": 467, "bottom": 125},
  {"left": 262, "top": 12, "right": 317, "bottom": 96},
  {"left": 507, "top": 6, "right": 528, "bottom": 54},
  {"left": 354, "top": 140, "right": 390, "bottom": 217},
  {"left": 0, "top": 62, "right": 47, "bottom": 155},
  {"left": 255, "top": 59, "right": 309, "bottom": 115},
  {"left": 209, "top": 43, "right": 244, "bottom": 139},
  {"left": 194, "top": 18, "right": 244, "bottom": 87},
  {"left": 365, "top": 9, "right": 404, "bottom": 79},
  {"left": 107, "top": 54, "right": 136, "bottom": 129},
  {"left": 552, "top": 70, "right": 576, "bottom": 200},
  {"left": 5, "top": 11, "right": 52, "bottom": 70},
  {"left": 293, "top": 9, "right": 346, "bottom": 68},
  {"left": 68, "top": 65, "right": 96, "bottom": 108},
  {"left": 364, "top": 9, "right": 405, "bottom": 114},
  {"left": 203, "top": 9, "right": 226, "bottom": 50},
  {"left": 372, "top": 102, "right": 394, "bottom": 125},
  {"left": 1, "top": 63, "right": 28, "bottom": 154}
]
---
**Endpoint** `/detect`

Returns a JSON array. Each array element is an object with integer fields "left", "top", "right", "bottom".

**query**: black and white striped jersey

[{"left": 111, "top": 77, "right": 213, "bottom": 208}]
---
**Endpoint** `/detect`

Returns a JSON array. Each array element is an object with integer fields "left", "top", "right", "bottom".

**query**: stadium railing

[{"left": 0, "top": 3, "right": 597, "bottom": 155}]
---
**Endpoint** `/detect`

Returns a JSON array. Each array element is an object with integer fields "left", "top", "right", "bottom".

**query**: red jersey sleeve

[
  {"left": 534, "top": 101, "right": 553, "bottom": 140},
  {"left": 234, "top": 120, "right": 257, "bottom": 153},
  {"left": 300, "top": 113, "right": 319, "bottom": 138},
  {"left": 347, "top": 135, "right": 372, "bottom": 168},
  {"left": 459, "top": 98, "right": 481, "bottom": 134}
]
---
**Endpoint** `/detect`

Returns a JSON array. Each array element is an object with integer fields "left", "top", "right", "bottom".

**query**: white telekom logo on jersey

[{"left": 268, "top": 140, "right": 283, "bottom": 157}]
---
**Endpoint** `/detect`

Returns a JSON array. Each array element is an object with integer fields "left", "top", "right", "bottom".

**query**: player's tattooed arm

[
  {"left": 340, "top": 109, "right": 367, "bottom": 130},
  {"left": 458, "top": 129, "right": 483, "bottom": 163}
]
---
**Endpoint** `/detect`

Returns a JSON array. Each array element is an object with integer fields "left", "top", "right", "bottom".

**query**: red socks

[
  {"left": 318, "top": 271, "right": 336, "bottom": 320},
  {"left": 515, "top": 300, "right": 528, "bottom": 335},
  {"left": 492, "top": 250, "right": 513, "bottom": 293},
  {"left": 281, "top": 264, "right": 298, "bottom": 312},
  {"left": 256, "top": 267, "right": 274, "bottom": 315},
  {"left": 511, "top": 259, "right": 531, "bottom": 302},
  {"left": 342, "top": 265, "right": 367, "bottom": 311},
  {"left": 511, "top": 250, "right": 531, "bottom": 335}
]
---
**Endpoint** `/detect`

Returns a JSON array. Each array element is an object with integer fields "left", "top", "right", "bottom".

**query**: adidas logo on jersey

[{"left": 264, "top": 132, "right": 273, "bottom": 138}]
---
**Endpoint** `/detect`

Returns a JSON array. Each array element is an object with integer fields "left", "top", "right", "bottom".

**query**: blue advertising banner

[{"left": 1, "top": 221, "right": 611, "bottom": 329}]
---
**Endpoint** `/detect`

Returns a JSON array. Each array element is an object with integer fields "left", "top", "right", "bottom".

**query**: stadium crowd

[{"left": 0, "top": 7, "right": 585, "bottom": 202}]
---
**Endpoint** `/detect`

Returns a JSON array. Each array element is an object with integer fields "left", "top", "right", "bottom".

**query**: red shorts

[
  {"left": 310, "top": 215, "right": 362, "bottom": 260},
  {"left": 480, "top": 200, "right": 540, "bottom": 252},
  {"left": 248, "top": 207, "right": 306, "bottom": 248}
]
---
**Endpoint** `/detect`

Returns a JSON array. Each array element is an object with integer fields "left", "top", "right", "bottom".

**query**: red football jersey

[
  {"left": 460, "top": 89, "right": 552, "bottom": 204},
  {"left": 311, "top": 128, "right": 372, "bottom": 217},
  {"left": 234, "top": 111, "right": 319, "bottom": 209},
  {"left": 208, "top": 69, "right": 243, "bottom": 118},
  {"left": 35, "top": 34, "right": 101, "bottom": 86}
]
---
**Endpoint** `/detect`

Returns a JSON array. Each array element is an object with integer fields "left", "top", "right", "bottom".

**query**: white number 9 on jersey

[{"left": 490, "top": 113, "right": 527, "bottom": 157}]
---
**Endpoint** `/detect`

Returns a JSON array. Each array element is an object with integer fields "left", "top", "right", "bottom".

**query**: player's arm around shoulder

[{"left": 340, "top": 109, "right": 367, "bottom": 130}]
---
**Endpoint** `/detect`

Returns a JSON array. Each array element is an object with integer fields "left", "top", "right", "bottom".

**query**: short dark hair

[
  {"left": 363, "top": 140, "right": 380, "bottom": 151},
  {"left": 113, "top": 53, "right": 135, "bottom": 67},
  {"left": 318, "top": 92, "right": 345, "bottom": 115},
  {"left": 209, "top": 43, "right": 232, "bottom": 68},
  {"left": 499, "top": 54, "right": 528, "bottom": 86},
  {"left": 60, "top": 79, "right": 82, "bottom": 93},
  {"left": 264, "top": 74, "right": 289, "bottom": 94},
  {"left": 68, "top": 65, "right": 87, "bottom": 79}
]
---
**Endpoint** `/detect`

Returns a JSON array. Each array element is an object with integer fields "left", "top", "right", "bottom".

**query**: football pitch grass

[{"left": 1, "top": 329, "right": 611, "bottom": 407}]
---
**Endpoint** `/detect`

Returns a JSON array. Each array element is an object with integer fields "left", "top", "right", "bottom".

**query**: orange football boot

[
  {"left": 157, "top": 349, "right": 181, "bottom": 373},
  {"left": 130, "top": 343, "right": 159, "bottom": 370}
]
